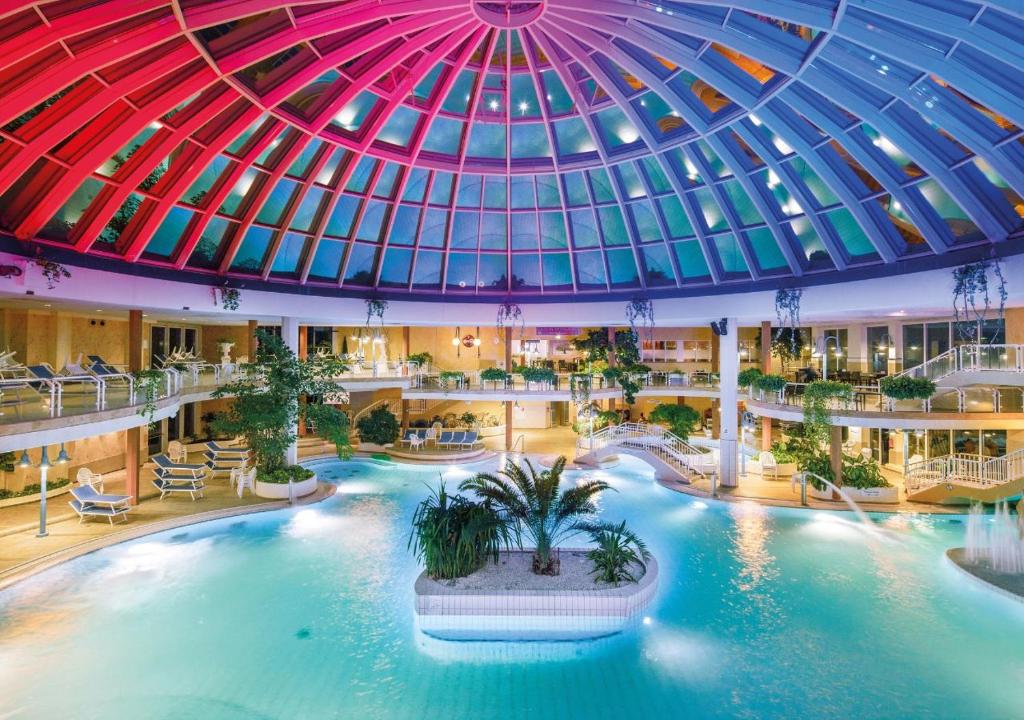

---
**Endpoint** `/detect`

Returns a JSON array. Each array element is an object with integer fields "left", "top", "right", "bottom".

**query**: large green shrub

[
  {"left": 649, "top": 403, "right": 701, "bottom": 440},
  {"left": 802, "top": 380, "right": 853, "bottom": 448},
  {"left": 518, "top": 366, "right": 557, "bottom": 385},
  {"left": 356, "top": 406, "right": 400, "bottom": 445},
  {"left": 737, "top": 368, "right": 763, "bottom": 387},
  {"left": 752, "top": 373, "right": 788, "bottom": 393},
  {"left": 460, "top": 456, "right": 610, "bottom": 575},
  {"left": 212, "top": 330, "right": 351, "bottom": 474},
  {"left": 878, "top": 375, "right": 936, "bottom": 400},
  {"left": 408, "top": 481, "right": 513, "bottom": 580},
  {"left": 579, "top": 521, "right": 650, "bottom": 585},
  {"left": 480, "top": 367, "right": 508, "bottom": 385}
]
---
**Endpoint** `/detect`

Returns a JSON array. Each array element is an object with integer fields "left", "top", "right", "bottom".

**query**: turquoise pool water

[{"left": 2, "top": 455, "right": 1023, "bottom": 719}]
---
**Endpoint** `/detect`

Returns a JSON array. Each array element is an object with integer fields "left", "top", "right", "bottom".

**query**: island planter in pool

[
  {"left": 254, "top": 472, "right": 319, "bottom": 499},
  {"left": 414, "top": 549, "right": 659, "bottom": 641},
  {"left": 808, "top": 484, "right": 899, "bottom": 504}
]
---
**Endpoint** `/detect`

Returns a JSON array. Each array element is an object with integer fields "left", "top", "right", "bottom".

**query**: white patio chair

[
  {"left": 758, "top": 451, "right": 778, "bottom": 479},
  {"left": 76, "top": 467, "right": 104, "bottom": 492},
  {"left": 167, "top": 440, "right": 188, "bottom": 463}
]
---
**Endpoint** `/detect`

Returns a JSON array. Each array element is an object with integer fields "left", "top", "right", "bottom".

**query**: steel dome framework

[{"left": 0, "top": 0, "right": 1022, "bottom": 299}]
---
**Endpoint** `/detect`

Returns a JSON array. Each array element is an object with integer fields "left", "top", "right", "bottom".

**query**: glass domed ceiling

[{"left": 0, "top": 0, "right": 1022, "bottom": 299}]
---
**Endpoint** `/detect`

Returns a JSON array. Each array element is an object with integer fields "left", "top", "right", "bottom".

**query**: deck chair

[
  {"left": 151, "top": 453, "right": 207, "bottom": 500},
  {"left": 460, "top": 431, "right": 478, "bottom": 449},
  {"left": 68, "top": 485, "right": 131, "bottom": 524},
  {"left": 167, "top": 440, "right": 188, "bottom": 463}
]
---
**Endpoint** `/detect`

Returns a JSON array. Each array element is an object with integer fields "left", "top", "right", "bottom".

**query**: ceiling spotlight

[
  {"left": 518, "top": 101, "right": 529, "bottom": 114},
  {"left": 489, "top": 98, "right": 500, "bottom": 111}
]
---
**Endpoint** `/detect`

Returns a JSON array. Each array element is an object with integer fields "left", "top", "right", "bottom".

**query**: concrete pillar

[
  {"left": 711, "top": 331, "right": 721, "bottom": 439},
  {"left": 403, "top": 326, "right": 411, "bottom": 360},
  {"left": 282, "top": 317, "right": 300, "bottom": 465},
  {"left": 504, "top": 327, "right": 513, "bottom": 451},
  {"left": 54, "top": 312, "right": 72, "bottom": 369},
  {"left": 718, "top": 318, "right": 739, "bottom": 488},
  {"left": 505, "top": 401, "right": 513, "bottom": 451},
  {"left": 830, "top": 425, "right": 844, "bottom": 496},
  {"left": 761, "top": 320, "right": 773, "bottom": 451},
  {"left": 125, "top": 309, "right": 143, "bottom": 504},
  {"left": 297, "top": 327, "right": 308, "bottom": 437},
  {"left": 607, "top": 327, "right": 616, "bottom": 368},
  {"left": 247, "top": 319, "right": 258, "bottom": 360}
]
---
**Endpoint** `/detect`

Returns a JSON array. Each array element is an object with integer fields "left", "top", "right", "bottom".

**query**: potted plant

[
  {"left": 212, "top": 330, "right": 351, "bottom": 499},
  {"left": 438, "top": 370, "right": 465, "bottom": 391},
  {"left": 518, "top": 365, "right": 557, "bottom": 389},
  {"left": 737, "top": 368, "right": 763, "bottom": 390},
  {"left": 807, "top": 453, "right": 897, "bottom": 504},
  {"left": 751, "top": 373, "right": 787, "bottom": 399},
  {"left": 408, "top": 352, "right": 432, "bottom": 371},
  {"left": 480, "top": 366, "right": 508, "bottom": 388},
  {"left": 878, "top": 375, "right": 936, "bottom": 404},
  {"left": 649, "top": 403, "right": 701, "bottom": 441}
]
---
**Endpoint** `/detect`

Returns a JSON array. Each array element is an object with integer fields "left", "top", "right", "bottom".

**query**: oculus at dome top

[{"left": 0, "top": 0, "right": 1021, "bottom": 300}]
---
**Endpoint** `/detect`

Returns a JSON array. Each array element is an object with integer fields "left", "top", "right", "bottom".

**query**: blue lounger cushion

[
  {"left": 152, "top": 454, "right": 207, "bottom": 471},
  {"left": 70, "top": 500, "right": 126, "bottom": 517}
]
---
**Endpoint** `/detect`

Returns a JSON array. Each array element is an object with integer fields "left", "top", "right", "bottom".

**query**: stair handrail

[
  {"left": 578, "top": 422, "right": 708, "bottom": 479},
  {"left": 906, "top": 447, "right": 1024, "bottom": 491},
  {"left": 352, "top": 397, "right": 403, "bottom": 426}
]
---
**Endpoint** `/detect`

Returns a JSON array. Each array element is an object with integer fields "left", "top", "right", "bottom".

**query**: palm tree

[{"left": 459, "top": 456, "right": 610, "bottom": 575}]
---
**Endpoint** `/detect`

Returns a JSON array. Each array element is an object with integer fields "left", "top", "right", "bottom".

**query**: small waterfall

[{"left": 964, "top": 500, "right": 1024, "bottom": 574}]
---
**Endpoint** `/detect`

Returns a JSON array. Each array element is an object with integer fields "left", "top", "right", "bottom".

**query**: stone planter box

[
  {"left": 747, "top": 460, "right": 798, "bottom": 479},
  {"left": 254, "top": 473, "right": 318, "bottom": 500},
  {"left": 415, "top": 549, "right": 659, "bottom": 641},
  {"left": 0, "top": 482, "right": 73, "bottom": 508},
  {"left": 809, "top": 484, "right": 899, "bottom": 504}
]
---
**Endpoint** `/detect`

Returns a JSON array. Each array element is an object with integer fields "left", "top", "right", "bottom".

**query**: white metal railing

[
  {"left": 579, "top": 422, "right": 709, "bottom": 480},
  {"left": 905, "top": 448, "right": 1024, "bottom": 493},
  {"left": 897, "top": 344, "right": 1024, "bottom": 383}
]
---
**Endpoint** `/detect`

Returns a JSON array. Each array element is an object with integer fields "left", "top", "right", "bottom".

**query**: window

[
  {"left": 903, "top": 323, "right": 924, "bottom": 369},
  {"left": 866, "top": 325, "right": 892, "bottom": 374}
]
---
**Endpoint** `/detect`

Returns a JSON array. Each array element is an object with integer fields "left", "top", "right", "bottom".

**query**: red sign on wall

[{"left": 535, "top": 327, "right": 581, "bottom": 337}]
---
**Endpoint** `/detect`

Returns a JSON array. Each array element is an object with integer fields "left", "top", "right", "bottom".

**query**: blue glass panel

[
  {"left": 388, "top": 205, "right": 420, "bottom": 246},
  {"left": 146, "top": 206, "right": 191, "bottom": 257},
  {"left": 539, "top": 212, "right": 567, "bottom": 248},
  {"left": 308, "top": 239, "right": 345, "bottom": 280},
  {"left": 510, "top": 177, "right": 535, "bottom": 209},
  {"left": 270, "top": 233, "right": 308, "bottom": 275},
  {"left": 446, "top": 252, "right": 477, "bottom": 289},
  {"left": 290, "top": 187, "right": 325, "bottom": 232},
  {"left": 511, "top": 254, "right": 541, "bottom": 288},
  {"left": 642, "top": 245, "right": 675, "bottom": 286},
  {"left": 456, "top": 175, "right": 482, "bottom": 208},
  {"left": 569, "top": 209, "right": 599, "bottom": 248},
  {"left": 484, "top": 177, "right": 507, "bottom": 209},
  {"left": 673, "top": 240, "right": 711, "bottom": 279},
  {"left": 479, "top": 253, "right": 507, "bottom": 290},
  {"left": 230, "top": 226, "right": 273, "bottom": 272},
  {"left": 575, "top": 250, "right": 606, "bottom": 288},
  {"left": 607, "top": 248, "right": 640, "bottom": 286},
  {"left": 451, "top": 211, "right": 479, "bottom": 249},
  {"left": 325, "top": 195, "right": 360, "bottom": 237},
  {"left": 342, "top": 243, "right": 378, "bottom": 285},
  {"left": 420, "top": 209, "right": 448, "bottom": 248},
  {"left": 355, "top": 200, "right": 387, "bottom": 242},
  {"left": 511, "top": 213, "right": 538, "bottom": 250},
  {"left": 412, "top": 250, "right": 443, "bottom": 287},
  {"left": 480, "top": 213, "right": 507, "bottom": 250},
  {"left": 379, "top": 247, "right": 412, "bottom": 287},
  {"left": 542, "top": 253, "right": 573, "bottom": 288}
]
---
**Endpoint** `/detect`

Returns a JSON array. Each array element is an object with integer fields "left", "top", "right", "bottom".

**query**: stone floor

[
  {"left": 0, "top": 426, "right": 962, "bottom": 589},
  {"left": 0, "top": 443, "right": 337, "bottom": 585}
]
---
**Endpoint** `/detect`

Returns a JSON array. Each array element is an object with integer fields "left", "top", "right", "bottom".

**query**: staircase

[
  {"left": 352, "top": 398, "right": 403, "bottom": 426},
  {"left": 576, "top": 422, "right": 710, "bottom": 484},
  {"left": 905, "top": 448, "right": 1024, "bottom": 503},
  {"left": 896, "top": 344, "right": 1024, "bottom": 386}
]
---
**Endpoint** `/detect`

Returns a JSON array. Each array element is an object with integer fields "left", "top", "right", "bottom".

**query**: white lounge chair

[
  {"left": 76, "top": 467, "right": 104, "bottom": 492},
  {"left": 68, "top": 485, "right": 131, "bottom": 524},
  {"left": 151, "top": 454, "right": 207, "bottom": 500}
]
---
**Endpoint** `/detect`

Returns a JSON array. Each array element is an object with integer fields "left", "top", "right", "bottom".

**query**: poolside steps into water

[{"left": 905, "top": 448, "right": 1024, "bottom": 504}]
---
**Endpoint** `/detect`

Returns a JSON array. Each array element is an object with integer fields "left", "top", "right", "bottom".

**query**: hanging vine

[
  {"left": 952, "top": 259, "right": 1007, "bottom": 342},
  {"left": 496, "top": 301, "right": 525, "bottom": 340},
  {"left": 774, "top": 288, "right": 803, "bottom": 355},
  {"left": 625, "top": 297, "right": 655, "bottom": 349},
  {"left": 365, "top": 298, "right": 389, "bottom": 328},
  {"left": 569, "top": 372, "right": 592, "bottom": 406},
  {"left": 133, "top": 369, "right": 165, "bottom": 422},
  {"left": 213, "top": 286, "right": 241, "bottom": 311}
]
